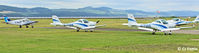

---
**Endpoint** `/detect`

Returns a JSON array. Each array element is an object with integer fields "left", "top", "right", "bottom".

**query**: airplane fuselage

[{"left": 7, "top": 19, "right": 38, "bottom": 25}]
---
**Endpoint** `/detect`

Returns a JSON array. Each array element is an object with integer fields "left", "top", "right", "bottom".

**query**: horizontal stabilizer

[
  {"left": 122, "top": 23, "right": 128, "bottom": 25},
  {"left": 96, "top": 24, "right": 106, "bottom": 27},
  {"left": 50, "top": 23, "right": 63, "bottom": 26}
]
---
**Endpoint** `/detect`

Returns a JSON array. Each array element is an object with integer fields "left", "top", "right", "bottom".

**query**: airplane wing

[
  {"left": 138, "top": 27, "right": 154, "bottom": 31},
  {"left": 22, "top": 21, "right": 38, "bottom": 25},
  {"left": 65, "top": 26, "right": 77, "bottom": 29},
  {"left": 178, "top": 24, "right": 195, "bottom": 29},
  {"left": 160, "top": 28, "right": 180, "bottom": 31},
  {"left": 179, "top": 27, "right": 193, "bottom": 29},
  {"left": 138, "top": 27, "right": 180, "bottom": 32}
]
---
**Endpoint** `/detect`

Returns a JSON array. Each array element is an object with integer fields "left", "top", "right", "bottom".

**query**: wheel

[
  {"left": 164, "top": 33, "right": 167, "bottom": 35},
  {"left": 90, "top": 30, "right": 93, "bottom": 32},
  {"left": 169, "top": 33, "right": 172, "bottom": 35},
  {"left": 169, "top": 31, "right": 172, "bottom": 35},
  {"left": 26, "top": 26, "right": 29, "bottom": 28},
  {"left": 85, "top": 30, "right": 88, "bottom": 32},
  {"left": 77, "top": 30, "right": 80, "bottom": 32},
  {"left": 19, "top": 25, "right": 22, "bottom": 28},
  {"left": 31, "top": 26, "right": 34, "bottom": 28},
  {"left": 152, "top": 32, "right": 155, "bottom": 35}
]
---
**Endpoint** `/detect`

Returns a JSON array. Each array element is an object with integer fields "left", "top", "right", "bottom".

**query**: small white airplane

[
  {"left": 123, "top": 14, "right": 183, "bottom": 35},
  {"left": 3, "top": 16, "right": 38, "bottom": 28},
  {"left": 167, "top": 16, "right": 199, "bottom": 26},
  {"left": 50, "top": 15, "right": 104, "bottom": 32}
]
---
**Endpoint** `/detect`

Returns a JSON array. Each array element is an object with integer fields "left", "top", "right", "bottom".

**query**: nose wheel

[{"left": 169, "top": 31, "right": 172, "bottom": 35}]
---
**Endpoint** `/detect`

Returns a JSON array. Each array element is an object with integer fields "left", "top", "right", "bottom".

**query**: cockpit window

[
  {"left": 78, "top": 20, "right": 82, "bottom": 23},
  {"left": 83, "top": 19, "right": 89, "bottom": 23},
  {"left": 173, "top": 18, "right": 180, "bottom": 21},
  {"left": 22, "top": 20, "right": 28, "bottom": 22},
  {"left": 155, "top": 20, "right": 161, "bottom": 23},
  {"left": 161, "top": 20, "right": 168, "bottom": 24}
]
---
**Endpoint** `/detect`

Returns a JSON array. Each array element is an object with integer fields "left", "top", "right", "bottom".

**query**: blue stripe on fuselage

[
  {"left": 53, "top": 19, "right": 59, "bottom": 22},
  {"left": 74, "top": 23, "right": 88, "bottom": 27},
  {"left": 128, "top": 18, "right": 136, "bottom": 22},
  {"left": 152, "top": 24, "right": 168, "bottom": 29},
  {"left": 176, "top": 21, "right": 184, "bottom": 24}
]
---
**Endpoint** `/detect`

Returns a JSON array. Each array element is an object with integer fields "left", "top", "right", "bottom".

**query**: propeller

[{"left": 96, "top": 20, "right": 100, "bottom": 23}]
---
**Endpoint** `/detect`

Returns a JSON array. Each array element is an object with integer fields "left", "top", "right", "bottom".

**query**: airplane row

[
  {"left": 3, "top": 14, "right": 199, "bottom": 35},
  {"left": 124, "top": 14, "right": 199, "bottom": 35}
]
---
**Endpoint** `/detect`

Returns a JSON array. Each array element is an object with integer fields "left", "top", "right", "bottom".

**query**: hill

[{"left": 0, "top": 5, "right": 199, "bottom": 17}]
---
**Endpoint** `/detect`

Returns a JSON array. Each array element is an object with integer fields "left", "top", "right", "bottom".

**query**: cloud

[{"left": 0, "top": 0, "right": 198, "bottom": 11}]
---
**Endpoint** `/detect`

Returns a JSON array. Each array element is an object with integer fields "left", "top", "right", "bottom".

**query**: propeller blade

[{"left": 96, "top": 20, "right": 100, "bottom": 23}]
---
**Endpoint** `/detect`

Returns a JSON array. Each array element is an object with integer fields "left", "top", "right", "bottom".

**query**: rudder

[{"left": 4, "top": 16, "right": 11, "bottom": 23}]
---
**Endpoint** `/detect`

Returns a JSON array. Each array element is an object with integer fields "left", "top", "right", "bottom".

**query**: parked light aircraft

[
  {"left": 4, "top": 16, "right": 38, "bottom": 28},
  {"left": 167, "top": 16, "right": 199, "bottom": 26},
  {"left": 50, "top": 15, "right": 104, "bottom": 32},
  {"left": 123, "top": 14, "right": 184, "bottom": 35}
]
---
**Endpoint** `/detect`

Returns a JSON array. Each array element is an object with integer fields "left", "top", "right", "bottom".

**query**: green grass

[
  {"left": 0, "top": 18, "right": 198, "bottom": 53},
  {"left": 0, "top": 28, "right": 198, "bottom": 53}
]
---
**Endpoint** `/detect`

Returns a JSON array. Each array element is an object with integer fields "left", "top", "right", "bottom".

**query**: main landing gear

[
  {"left": 19, "top": 25, "right": 34, "bottom": 28},
  {"left": 76, "top": 29, "right": 94, "bottom": 32},
  {"left": 164, "top": 31, "right": 172, "bottom": 35},
  {"left": 152, "top": 30, "right": 172, "bottom": 35}
]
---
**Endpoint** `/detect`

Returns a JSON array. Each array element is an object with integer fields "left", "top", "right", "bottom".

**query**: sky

[{"left": 0, "top": 0, "right": 199, "bottom": 11}]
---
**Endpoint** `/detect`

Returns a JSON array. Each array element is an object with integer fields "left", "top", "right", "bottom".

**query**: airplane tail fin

[
  {"left": 52, "top": 15, "right": 61, "bottom": 23},
  {"left": 128, "top": 14, "right": 138, "bottom": 26},
  {"left": 51, "top": 15, "right": 63, "bottom": 26},
  {"left": 4, "top": 16, "right": 11, "bottom": 23},
  {"left": 193, "top": 15, "right": 199, "bottom": 23}
]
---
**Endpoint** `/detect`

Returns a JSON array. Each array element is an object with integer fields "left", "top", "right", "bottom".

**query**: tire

[
  {"left": 85, "top": 30, "right": 88, "bottom": 32},
  {"left": 90, "top": 31, "right": 93, "bottom": 32},
  {"left": 169, "top": 33, "right": 172, "bottom": 35},
  {"left": 77, "top": 30, "right": 80, "bottom": 32},
  {"left": 164, "top": 33, "right": 167, "bottom": 35},
  {"left": 26, "top": 26, "right": 29, "bottom": 28},
  {"left": 152, "top": 32, "right": 155, "bottom": 35},
  {"left": 32, "top": 26, "right": 34, "bottom": 28},
  {"left": 19, "top": 25, "right": 22, "bottom": 28}
]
